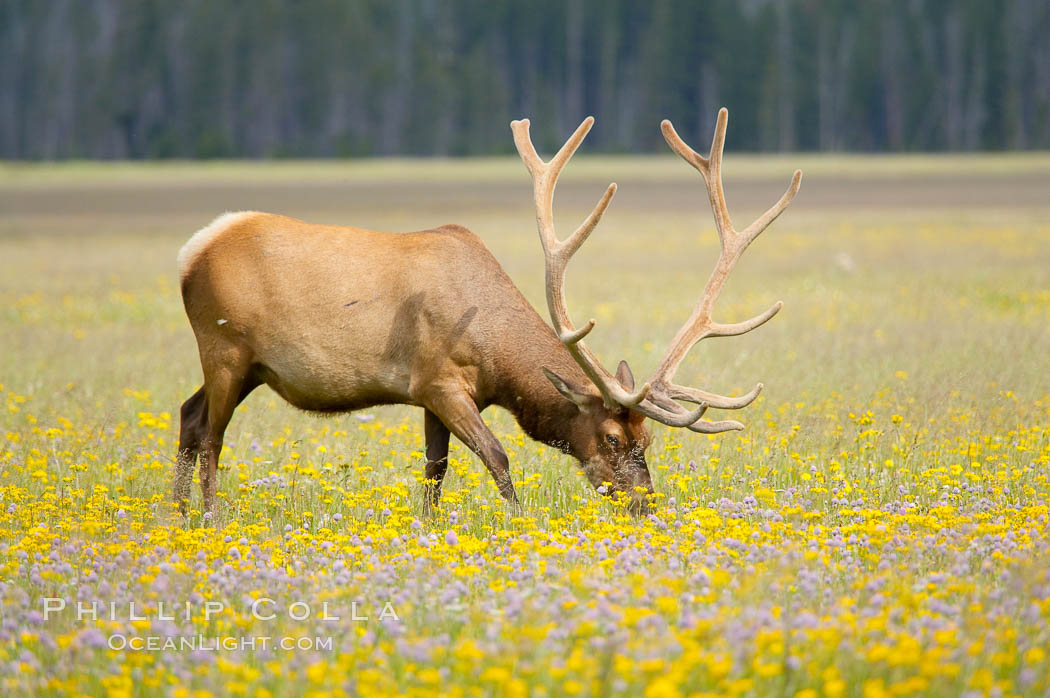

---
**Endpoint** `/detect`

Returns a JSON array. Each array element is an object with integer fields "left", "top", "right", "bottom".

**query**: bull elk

[{"left": 174, "top": 108, "right": 801, "bottom": 516}]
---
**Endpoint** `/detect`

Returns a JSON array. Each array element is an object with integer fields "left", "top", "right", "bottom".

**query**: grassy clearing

[
  {"left": 4, "top": 152, "right": 1050, "bottom": 188},
  {"left": 1, "top": 157, "right": 1049, "bottom": 697}
]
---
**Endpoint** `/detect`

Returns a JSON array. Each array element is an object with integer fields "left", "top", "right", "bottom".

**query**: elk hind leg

[
  {"left": 175, "top": 387, "right": 208, "bottom": 515},
  {"left": 199, "top": 348, "right": 258, "bottom": 518}
]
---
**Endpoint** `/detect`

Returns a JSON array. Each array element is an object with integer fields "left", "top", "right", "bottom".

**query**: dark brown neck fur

[{"left": 487, "top": 319, "right": 592, "bottom": 457}]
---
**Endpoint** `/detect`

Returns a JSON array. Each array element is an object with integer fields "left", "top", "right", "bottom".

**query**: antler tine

[
  {"left": 663, "top": 108, "right": 734, "bottom": 239},
  {"left": 659, "top": 119, "right": 709, "bottom": 173},
  {"left": 632, "top": 392, "right": 709, "bottom": 428},
  {"left": 632, "top": 383, "right": 750, "bottom": 432},
  {"left": 631, "top": 108, "right": 801, "bottom": 433},
  {"left": 741, "top": 169, "right": 803, "bottom": 245},
  {"left": 549, "top": 117, "right": 596, "bottom": 178},
  {"left": 704, "top": 108, "right": 734, "bottom": 240},
  {"left": 687, "top": 418, "right": 744, "bottom": 434},
  {"left": 709, "top": 300, "right": 782, "bottom": 337},
  {"left": 708, "top": 107, "right": 728, "bottom": 169},
  {"left": 510, "top": 117, "right": 616, "bottom": 260},
  {"left": 666, "top": 381, "right": 763, "bottom": 410},
  {"left": 511, "top": 117, "right": 650, "bottom": 410},
  {"left": 565, "top": 182, "right": 617, "bottom": 259},
  {"left": 510, "top": 119, "right": 544, "bottom": 176}
]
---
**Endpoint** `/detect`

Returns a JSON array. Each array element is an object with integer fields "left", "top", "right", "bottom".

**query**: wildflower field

[{"left": 1, "top": 155, "right": 1049, "bottom": 697}]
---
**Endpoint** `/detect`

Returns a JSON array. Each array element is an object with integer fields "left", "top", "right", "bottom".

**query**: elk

[{"left": 174, "top": 108, "right": 801, "bottom": 517}]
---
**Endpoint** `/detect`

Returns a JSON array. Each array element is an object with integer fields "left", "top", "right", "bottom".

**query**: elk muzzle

[
  {"left": 585, "top": 453, "right": 654, "bottom": 516},
  {"left": 623, "top": 455, "right": 654, "bottom": 516}
]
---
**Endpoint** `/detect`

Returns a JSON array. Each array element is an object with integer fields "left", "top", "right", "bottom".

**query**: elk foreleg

[
  {"left": 422, "top": 409, "right": 451, "bottom": 515},
  {"left": 425, "top": 389, "right": 519, "bottom": 506}
]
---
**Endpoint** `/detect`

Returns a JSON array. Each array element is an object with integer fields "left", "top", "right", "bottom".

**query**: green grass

[
  {"left": 3, "top": 155, "right": 1048, "bottom": 449},
  {"left": 4, "top": 152, "right": 1050, "bottom": 189},
  {"left": 1, "top": 156, "right": 1049, "bottom": 697},
  {"left": 2, "top": 156, "right": 1049, "bottom": 519}
]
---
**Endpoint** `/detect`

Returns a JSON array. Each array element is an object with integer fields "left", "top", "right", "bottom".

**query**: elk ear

[
  {"left": 543, "top": 368, "right": 596, "bottom": 412},
  {"left": 615, "top": 360, "right": 635, "bottom": 391}
]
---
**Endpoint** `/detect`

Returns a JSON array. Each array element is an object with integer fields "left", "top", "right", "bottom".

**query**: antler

[
  {"left": 640, "top": 108, "right": 803, "bottom": 431},
  {"left": 510, "top": 110, "right": 800, "bottom": 434},
  {"left": 510, "top": 117, "right": 652, "bottom": 409},
  {"left": 511, "top": 117, "right": 709, "bottom": 430}
]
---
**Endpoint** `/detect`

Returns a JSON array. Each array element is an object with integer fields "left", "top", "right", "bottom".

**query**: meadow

[{"left": 1, "top": 153, "right": 1049, "bottom": 697}]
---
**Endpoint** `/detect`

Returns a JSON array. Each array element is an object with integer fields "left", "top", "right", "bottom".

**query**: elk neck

[{"left": 487, "top": 326, "right": 592, "bottom": 458}]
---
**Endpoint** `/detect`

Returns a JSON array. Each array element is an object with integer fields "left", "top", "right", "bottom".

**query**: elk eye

[{"left": 605, "top": 434, "right": 620, "bottom": 447}]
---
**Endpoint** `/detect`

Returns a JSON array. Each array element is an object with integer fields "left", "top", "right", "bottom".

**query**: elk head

[{"left": 511, "top": 109, "right": 802, "bottom": 513}]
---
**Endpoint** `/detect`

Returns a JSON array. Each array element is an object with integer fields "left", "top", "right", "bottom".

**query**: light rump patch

[{"left": 176, "top": 211, "right": 257, "bottom": 281}]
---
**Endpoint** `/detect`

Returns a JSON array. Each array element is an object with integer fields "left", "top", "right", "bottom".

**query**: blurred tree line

[{"left": 2, "top": 0, "right": 1048, "bottom": 159}]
